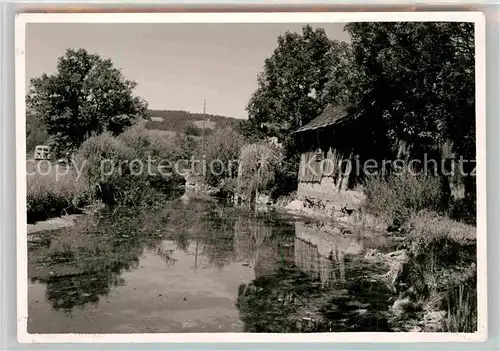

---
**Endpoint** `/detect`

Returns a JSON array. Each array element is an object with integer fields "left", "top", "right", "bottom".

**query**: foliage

[
  {"left": 443, "top": 278, "right": 477, "bottom": 332},
  {"left": 322, "top": 40, "right": 364, "bottom": 108},
  {"left": 449, "top": 196, "right": 477, "bottom": 225},
  {"left": 26, "top": 163, "right": 90, "bottom": 222},
  {"left": 237, "top": 142, "right": 283, "bottom": 205},
  {"left": 175, "top": 134, "right": 200, "bottom": 160},
  {"left": 26, "top": 113, "right": 49, "bottom": 153},
  {"left": 244, "top": 22, "right": 476, "bottom": 204},
  {"left": 118, "top": 120, "right": 185, "bottom": 160},
  {"left": 363, "top": 174, "right": 445, "bottom": 227},
  {"left": 75, "top": 130, "right": 184, "bottom": 206},
  {"left": 27, "top": 48, "right": 148, "bottom": 156},
  {"left": 389, "top": 210, "right": 477, "bottom": 332},
  {"left": 236, "top": 119, "right": 267, "bottom": 143},
  {"left": 344, "top": 23, "right": 477, "bottom": 222},
  {"left": 218, "top": 177, "right": 238, "bottom": 198},
  {"left": 184, "top": 123, "right": 203, "bottom": 137},
  {"left": 345, "top": 22, "right": 475, "bottom": 159},
  {"left": 201, "top": 126, "right": 246, "bottom": 188},
  {"left": 246, "top": 25, "right": 335, "bottom": 136},
  {"left": 245, "top": 25, "right": 347, "bottom": 193}
]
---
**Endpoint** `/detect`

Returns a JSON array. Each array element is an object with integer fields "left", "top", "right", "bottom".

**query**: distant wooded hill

[
  {"left": 146, "top": 110, "right": 240, "bottom": 133},
  {"left": 26, "top": 109, "right": 242, "bottom": 152}
]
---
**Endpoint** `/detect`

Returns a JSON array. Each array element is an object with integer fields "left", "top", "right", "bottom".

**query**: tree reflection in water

[
  {"left": 29, "top": 198, "right": 394, "bottom": 331},
  {"left": 28, "top": 198, "right": 266, "bottom": 312},
  {"left": 29, "top": 206, "right": 166, "bottom": 313},
  {"left": 235, "top": 218, "right": 394, "bottom": 332}
]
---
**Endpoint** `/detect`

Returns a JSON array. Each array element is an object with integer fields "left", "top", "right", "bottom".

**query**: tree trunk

[{"left": 249, "top": 187, "right": 257, "bottom": 212}]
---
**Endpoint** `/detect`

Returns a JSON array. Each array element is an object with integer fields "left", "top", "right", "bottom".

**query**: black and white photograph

[{"left": 16, "top": 12, "right": 486, "bottom": 342}]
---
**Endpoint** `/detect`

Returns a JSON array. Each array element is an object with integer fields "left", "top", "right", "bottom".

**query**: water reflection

[
  {"left": 234, "top": 214, "right": 393, "bottom": 332},
  {"left": 28, "top": 198, "right": 393, "bottom": 332},
  {"left": 29, "top": 209, "right": 158, "bottom": 312},
  {"left": 29, "top": 200, "right": 250, "bottom": 312}
]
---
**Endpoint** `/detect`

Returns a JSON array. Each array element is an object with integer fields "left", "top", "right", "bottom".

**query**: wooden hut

[
  {"left": 294, "top": 104, "right": 391, "bottom": 200},
  {"left": 295, "top": 105, "right": 355, "bottom": 199},
  {"left": 295, "top": 104, "right": 471, "bottom": 203}
]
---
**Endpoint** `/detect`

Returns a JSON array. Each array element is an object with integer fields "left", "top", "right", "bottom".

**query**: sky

[{"left": 26, "top": 23, "right": 351, "bottom": 119}]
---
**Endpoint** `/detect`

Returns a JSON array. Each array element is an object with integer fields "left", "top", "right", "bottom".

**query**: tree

[
  {"left": 237, "top": 142, "right": 283, "bottom": 209},
  {"left": 246, "top": 25, "right": 346, "bottom": 194},
  {"left": 322, "top": 40, "right": 364, "bottom": 108},
  {"left": 202, "top": 126, "right": 246, "bottom": 189},
  {"left": 26, "top": 113, "right": 49, "bottom": 152},
  {"left": 27, "top": 49, "right": 148, "bottom": 156},
  {"left": 246, "top": 25, "right": 335, "bottom": 140},
  {"left": 345, "top": 22, "right": 476, "bottom": 210},
  {"left": 184, "top": 123, "right": 203, "bottom": 137},
  {"left": 345, "top": 23, "right": 475, "bottom": 159}
]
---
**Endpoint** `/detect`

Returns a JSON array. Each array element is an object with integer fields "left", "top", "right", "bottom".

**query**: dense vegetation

[
  {"left": 26, "top": 113, "right": 49, "bottom": 153},
  {"left": 242, "top": 23, "right": 475, "bottom": 207},
  {"left": 27, "top": 121, "right": 190, "bottom": 222}
]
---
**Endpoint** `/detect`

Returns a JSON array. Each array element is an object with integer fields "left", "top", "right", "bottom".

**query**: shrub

[
  {"left": 27, "top": 164, "right": 90, "bottom": 222},
  {"left": 442, "top": 273, "right": 477, "bottom": 332},
  {"left": 268, "top": 152, "right": 300, "bottom": 200},
  {"left": 175, "top": 134, "right": 199, "bottom": 160},
  {"left": 27, "top": 122, "right": 189, "bottom": 222},
  {"left": 219, "top": 177, "right": 238, "bottom": 198},
  {"left": 237, "top": 142, "right": 283, "bottom": 206},
  {"left": 76, "top": 132, "right": 146, "bottom": 205},
  {"left": 201, "top": 126, "right": 246, "bottom": 189},
  {"left": 120, "top": 121, "right": 193, "bottom": 163},
  {"left": 184, "top": 123, "right": 203, "bottom": 137},
  {"left": 405, "top": 210, "right": 476, "bottom": 244},
  {"left": 26, "top": 114, "right": 49, "bottom": 153},
  {"left": 363, "top": 174, "right": 445, "bottom": 227},
  {"left": 449, "top": 195, "right": 477, "bottom": 225},
  {"left": 401, "top": 212, "right": 476, "bottom": 294},
  {"left": 396, "top": 211, "right": 477, "bottom": 332},
  {"left": 76, "top": 130, "right": 184, "bottom": 206}
]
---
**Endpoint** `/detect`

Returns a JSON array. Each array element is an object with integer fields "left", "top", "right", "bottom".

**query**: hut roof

[{"left": 295, "top": 105, "right": 348, "bottom": 133}]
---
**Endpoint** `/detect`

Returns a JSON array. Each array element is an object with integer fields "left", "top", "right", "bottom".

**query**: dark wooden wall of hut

[
  {"left": 296, "top": 115, "right": 392, "bottom": 194},
  {"left": 296, "top": 112, "right": 473, "bottom": 205}
]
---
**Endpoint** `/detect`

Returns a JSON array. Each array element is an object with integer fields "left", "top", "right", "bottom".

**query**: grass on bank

[
  {"left": 443, "top": 280, "right": 477, "bottom": 332},
  {"left": 27, "top": 165, "right": 90, "bottom": 223},
  {"left": 363, "top": 174, "right": 444, "bottom": 228},
  {"left": 361, "top": 174, "right": 477, "bottom": 332},
  {"left": 27, "top": 123, "right": 190, "bottom": 223}
]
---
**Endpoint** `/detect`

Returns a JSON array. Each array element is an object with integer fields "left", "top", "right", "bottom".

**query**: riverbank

[
  {"left": 28, "top": 214, "right": 80, "bottom": 234},
  {"left": 26, "top": 178, "right": 477, "bottom": 333},
  {"left": 267, "top": 190, "right": 477, "bottom": 333},
  {"left": 27, "top": 198, "right": 400, "bottom": 333},
  {"left": 27, "top": 122, "right": 191, "bottom": 224}
]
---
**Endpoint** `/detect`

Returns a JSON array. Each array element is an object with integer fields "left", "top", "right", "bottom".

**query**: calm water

[{"left": 28, "top": 197, "right": 393, "bottom": 333}]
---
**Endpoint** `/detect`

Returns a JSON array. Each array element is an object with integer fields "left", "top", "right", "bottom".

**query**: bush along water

[
  {"left": 26, "top": 163, "right": 92, "bottom": 223},
  {"left": 362, "top": 173, "right": 446, "bottom": 230},
  {"left": 76, "top": 130, "right": 185, "bottom": 207},
  {"left": 27, "top": 123, "right": 187, "bottom": 223}
]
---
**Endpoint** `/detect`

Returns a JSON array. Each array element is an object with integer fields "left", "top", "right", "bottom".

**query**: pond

[{"left": 28, "top": 196, "right": 394, "bottom": 333}]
